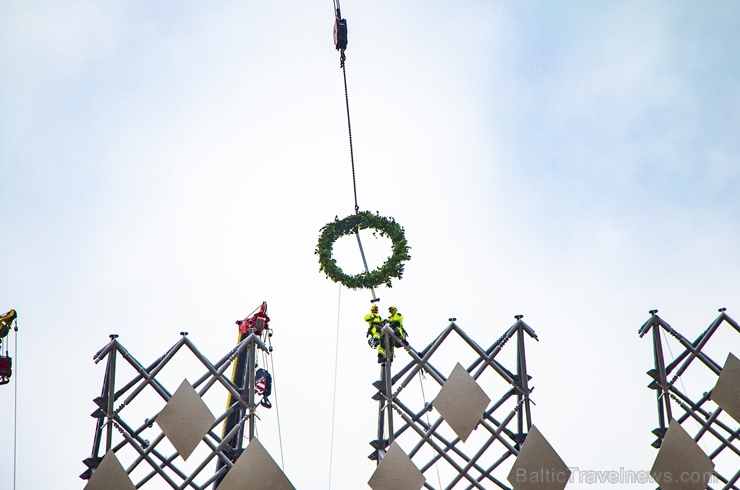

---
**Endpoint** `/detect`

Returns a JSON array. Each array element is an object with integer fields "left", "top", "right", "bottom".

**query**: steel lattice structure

[
  {"left": 80, "top": 331, "right": 293, "bottom": 490},
  {"left": 80, "top": 316, "right": 573, "bottom": 490},
  {"left": 639, "top": 309, "right": 740, "bottom": 490},
  {"left": 368, "top": 317, "right": 547, "bottom": 490}
]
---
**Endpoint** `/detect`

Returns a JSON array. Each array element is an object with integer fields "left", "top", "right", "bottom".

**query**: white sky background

[{"left": 2, "top": 1, "right": 740, "bottom": 489}]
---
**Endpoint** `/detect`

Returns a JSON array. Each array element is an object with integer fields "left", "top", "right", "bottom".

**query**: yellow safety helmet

[
  {"left": 389, "top": 306, "right": 397, "bottom": 313},
  {"left": 371, "top": 304, "right": 379, "bottom": 313}
]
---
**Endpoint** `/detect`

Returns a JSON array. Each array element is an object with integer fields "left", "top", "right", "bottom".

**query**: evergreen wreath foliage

[{"left": 316, "top": 211, "right": 411, "bottom": 289}]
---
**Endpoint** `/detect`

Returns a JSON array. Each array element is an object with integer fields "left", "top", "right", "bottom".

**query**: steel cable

[
  {"left": 13, "top": 321, "right": 18, "bottom": 490},
  {"left": 341, "top": 63, "right": 359, "bottom": 214},
  {"left": 267, "top": 338, "right": 286, "bottom": 470},
  {"left": 328, "top": 284, "right": 342, "bottom": 489}
]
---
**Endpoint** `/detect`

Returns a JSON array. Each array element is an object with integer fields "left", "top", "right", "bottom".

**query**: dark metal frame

[
  {"left": 81, "top": 331, "right": 268, "bottom": 489},
  {"left": 371, "top": 317, "right": 539, "bottom": 490},
  {"left": 639, "top": 309, "right": 740, "bottom": 490}
]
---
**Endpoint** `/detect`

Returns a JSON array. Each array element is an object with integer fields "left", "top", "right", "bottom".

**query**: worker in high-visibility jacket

[
  {"left": 387, "top": 306, "right": 408, "bottom": 347},
  {"left": 364, "top": 304, "right": 386, "bottom": 363}
]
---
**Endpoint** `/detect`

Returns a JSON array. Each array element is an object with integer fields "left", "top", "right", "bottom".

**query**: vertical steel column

[
  {"left": 215, "top": 330, "right": 268, "bottom": 489},
  {"left": 650, "top": 313, "right": 672, "bottom": 426},
  {"left": 106, "top": 334, "right": 118, "bottom": 452},
  {"left": 375, "top": 364, "right": 386, "bottom": 462},
  {"left": 383, "top": 328, "right": 394, "bottom": 446},
  {"left": 515, "top": 317, "right": 532, "bottom": 436},
  {"left": 515, "top": 320, "right": 524, "bottom": 447},
  {"left": 373, "top": 327, "right": 396, "bottom": 463},
  {"left": 247, "top": 333, "right": 257, "bottom": 442}
]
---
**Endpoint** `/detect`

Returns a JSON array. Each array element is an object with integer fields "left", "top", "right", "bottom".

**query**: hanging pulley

[{"left": 334, "top": 16, "right": 347, "bottom": 51}]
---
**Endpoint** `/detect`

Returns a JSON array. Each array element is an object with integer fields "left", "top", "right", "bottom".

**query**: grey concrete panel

[
  {"left": 218, "top": 437, "right": 295, "bottom": 490},
  {"left": 711, "top": 352, "right": 740, "bottom": 423},
  {"left": 650, "top": 419, "right": 714, "bottom": 490},
  {"left": 433, "top": 362, "right": 491, "bottom": 442},
  {"left": 83, "top": 451, "right": 135, "bottom": 490},
  {"left": 507, "top": 425, "right": 570, "bottom": 490},
  {"left": 156, "top": 379, "right": 216, "bottom": 461},
  {"left": 368, "top": 441, "right": 425, "bottom": 490}
]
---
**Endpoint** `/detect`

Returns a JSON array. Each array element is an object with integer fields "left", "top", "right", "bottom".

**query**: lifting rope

[
  {"left": 325, "top": 3, "right": 413, "bottom": 482},
  {"left": 332, "top": 0, "right": 380, "bottom": 302},
  {"left": 328, "top": 4, "right": 372, "bottom": 485},
  {"left": 316, "top": 1, "right": 411, "bottom": 294},
  {"left": 264, "top": 332, "right": 286, "bottom": 470},
  {"left": 328, "top": 284, "right": 342, "bottom": 489}
]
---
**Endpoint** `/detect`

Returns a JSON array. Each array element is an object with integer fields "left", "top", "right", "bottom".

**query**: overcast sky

[{"left": 2, "top": 1, "right": 740, "bottom": 489}]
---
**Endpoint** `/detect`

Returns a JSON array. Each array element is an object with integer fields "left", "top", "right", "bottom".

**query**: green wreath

[{"left": 316, "top": 211, "right": 411, "bottom": 289}]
